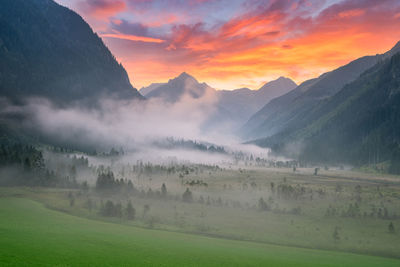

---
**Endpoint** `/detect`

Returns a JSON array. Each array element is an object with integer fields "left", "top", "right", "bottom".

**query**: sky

[{"left": 55, "top": 0, "right": 400, "bottom": 90}]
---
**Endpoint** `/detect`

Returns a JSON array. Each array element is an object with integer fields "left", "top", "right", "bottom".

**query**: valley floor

[{"left": 0, "top": 197, "right": 399, "bottom": 267}]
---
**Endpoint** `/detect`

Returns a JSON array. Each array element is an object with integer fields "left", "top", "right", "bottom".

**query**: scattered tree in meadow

[
  {"left": 84, "top": 198, "right": 93, "bottom": 211},
  {"left": 388, "top": 222, "right": 395, "bottom": 234},
  {"left": 81, "top": 181, "right": 89, "bottom": 193},
  {"left": 270, "top": 182, "right": 275, "bottom": 193},
  {"left": 161, "top": 183, "right": 167, "bottom": 198},
  {"left": 333, "top": 226, "right": 340, "bottom": 242},
  {"left": 182, "top": 188, "right": 193, "bottom": 203},
  {"left": 143, "top": 204, "right": 150, "bottom": 218},
  {"left": 125, "top": 201, "right": 136, "bottom": 220},
  {"left": 101, "top": 200, "right": 115, "bottom": 217},
  {"left": 258, "top": 197, "right": 270, "bottom": 211},
  {"left": 115, "top": 203, "right": 123, "bottom": 218}
]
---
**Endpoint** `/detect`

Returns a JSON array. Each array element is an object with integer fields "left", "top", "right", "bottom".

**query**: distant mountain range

[
  {"left": 217, "top": 77, "right": 297, "bottom": 124},
  {"left": 0, "top": 0, "right": 142, "bottom": 105},
  {"left": 249, "top": 42, "right": 400, "bottom": 173},
  {"left": 140, "top": 73, "right": 297, "bottom": 127}
]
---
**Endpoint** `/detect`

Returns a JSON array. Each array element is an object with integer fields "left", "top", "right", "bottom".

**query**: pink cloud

[
  {"left": 101, "top": 33, "right": 165, "bottom": 43},
  {"left": 79, "top": 0, "right": 126, "bottom": 18}
]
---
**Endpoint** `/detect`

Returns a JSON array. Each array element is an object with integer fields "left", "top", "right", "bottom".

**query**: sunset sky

[{"left": 55, "top": 0, "right": 400, "bottom": 90}]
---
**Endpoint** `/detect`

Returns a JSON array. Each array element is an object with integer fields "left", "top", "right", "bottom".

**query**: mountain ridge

[
  {"left": 251, "top": 45, "right": 400, "bottom": 173},
  {"left": 141, "top": 73, "right": 297, "bottom": 127},
  {"left": 241, "top": 41, "right": 400, "bottom": 140},
  {"left": 0, "top": 0, "right": 142, "bottom": 105}
]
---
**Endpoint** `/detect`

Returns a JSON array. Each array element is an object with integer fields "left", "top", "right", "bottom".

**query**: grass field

[{"left": 0, "top": 197, "right": 399, "bottom": 266}]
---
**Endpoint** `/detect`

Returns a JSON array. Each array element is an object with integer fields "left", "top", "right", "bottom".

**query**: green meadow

[{"left": 0, "top": 197, "right": 399, "bottom": 267}]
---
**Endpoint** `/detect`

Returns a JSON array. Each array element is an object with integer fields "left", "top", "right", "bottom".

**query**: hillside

[
  {"left": 0, "top": 0, "right": 142, "bottom": 105},
  {"left": 242, "top": 42, "right": 400, "bottom": 139},
  {"left": 254, "top": 52, "right": 400, "bottom": 173},
  {"left": 217, "top": 77, "right": 297, "bottom": 124}
]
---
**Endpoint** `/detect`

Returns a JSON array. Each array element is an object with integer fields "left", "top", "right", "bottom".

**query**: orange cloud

[
  {"left": 94, "top": 0, "right": 400, "bottom": 89},
  {"left": 101, "top": 33, "right": 165, "bottom": 43}
]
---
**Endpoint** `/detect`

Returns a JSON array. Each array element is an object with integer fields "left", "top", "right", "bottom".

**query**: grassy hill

[{"left": 0, "top": 197, "right": 399, "bottom": 266}]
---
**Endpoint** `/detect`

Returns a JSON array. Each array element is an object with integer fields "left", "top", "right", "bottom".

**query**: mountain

[
  {"left": 143, "top": 72, "right": 215, "bottom": 103},
  {"left": 217, "top": 77, "right": 297, "bottom": 124},
  {"left": 139, "top": 83, "right": 163, "bottom": 96},
  {"left": 0, "top": 0, "right": 142, "bottom": 105},
  {"left": 242, "top": 42, "right": 400, "bottom": 140},
  {"left": 142, "top": 74, "right": 297, "bottom": 127},
  {"left": 252, "top": 47, "right": 400, "bottom": 173}
]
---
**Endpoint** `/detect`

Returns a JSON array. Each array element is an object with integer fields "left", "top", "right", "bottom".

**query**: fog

[
  {"left": 1, "top": 93, "right": 399, "bottom": 262},
  {"left": 0, "top": 91, "right": 275, "bottom": 165}
]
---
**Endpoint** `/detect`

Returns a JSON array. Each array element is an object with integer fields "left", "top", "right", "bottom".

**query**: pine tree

[
  {"left": 333, "top": 226, "right": 340, "bottom": 242},
  {"left": 182, "top": 188, "right": 193, "bottom": 203},
  {"left": 161, "top": 183, "right": 167, "bottom": 198},
  {"left": 125, "top": 201, "right": 136, "bottom": 220},
  {"left": 389, "top": 222, "right": 395, "bottom": 234}
]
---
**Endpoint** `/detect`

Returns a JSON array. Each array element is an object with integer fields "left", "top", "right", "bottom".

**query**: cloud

[
  {"left": 79, "top": 0, "right": 126, "bottom": 18},
  {"left": 101, "top": 33, "right": 165, "bottom": 43},
  {"left": 110, "top": 20, "right": 149, "bottom": 36},
  {"left": 56, "top": 0, "right": 400, "bottom": 89}
]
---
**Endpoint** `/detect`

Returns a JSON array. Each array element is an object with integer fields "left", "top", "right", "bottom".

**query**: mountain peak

[
  {"left": 259, "top": 77, "right": 297, "bottom": 91},
  {"left": 145, "top": 72, "right": 212, "bottom": 102},
  {"left": 276, "top": 76, "right": 292, "bottom": 82},
  {"left": 177, "top": 72, "right": 196, "bottom": 81}
]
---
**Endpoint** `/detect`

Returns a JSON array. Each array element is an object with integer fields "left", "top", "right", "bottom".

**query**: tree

[
  {"left": 101, "top": 200, "right": 115, "bottom": 217},
  {"left": 96, "top": 171, "right": 116, "bottom": 191},
  {"left": 23, "top": 157, "right": 31, "bottom": 172},
  {"left": 389, "top": 222, "right": 395, "bottom": 234},
  {"left": 182, "top": 188, "right": 193, "bottom": 203},
  {"left": 258, "top": 197, "right": 269, "bottom": 211},
  {"left": 84, "top": 198, "right": 93, "bottom": 211},
  {"left": 161, "top": 183, "right": 167, "bottom": 198},
  {"left": 333, "top": 226, "right": 340, "bottom": 242},
  {"left": 115, "top": 203, "right": 122, "bottom": 218},
  {"left": 69, "top": 165, "right": 77, "bottom": 179},
  {"left": 125, "top": 201, "right": 136, "bottom": 220},
  {"left": 143, "top": 204, "right": 150, "bottom": 218},
  {"left": 81, "top": 181, "right": 89, "bottom": 193}
]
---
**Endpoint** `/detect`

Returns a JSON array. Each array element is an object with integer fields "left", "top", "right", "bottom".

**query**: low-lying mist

[{"left": 0, "top": 92, "right": 273, "bottom": 165}]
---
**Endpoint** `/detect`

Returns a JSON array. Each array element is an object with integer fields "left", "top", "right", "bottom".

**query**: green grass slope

[{"left": 0, "top": 197, "right": 399, "bottom": 266}]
